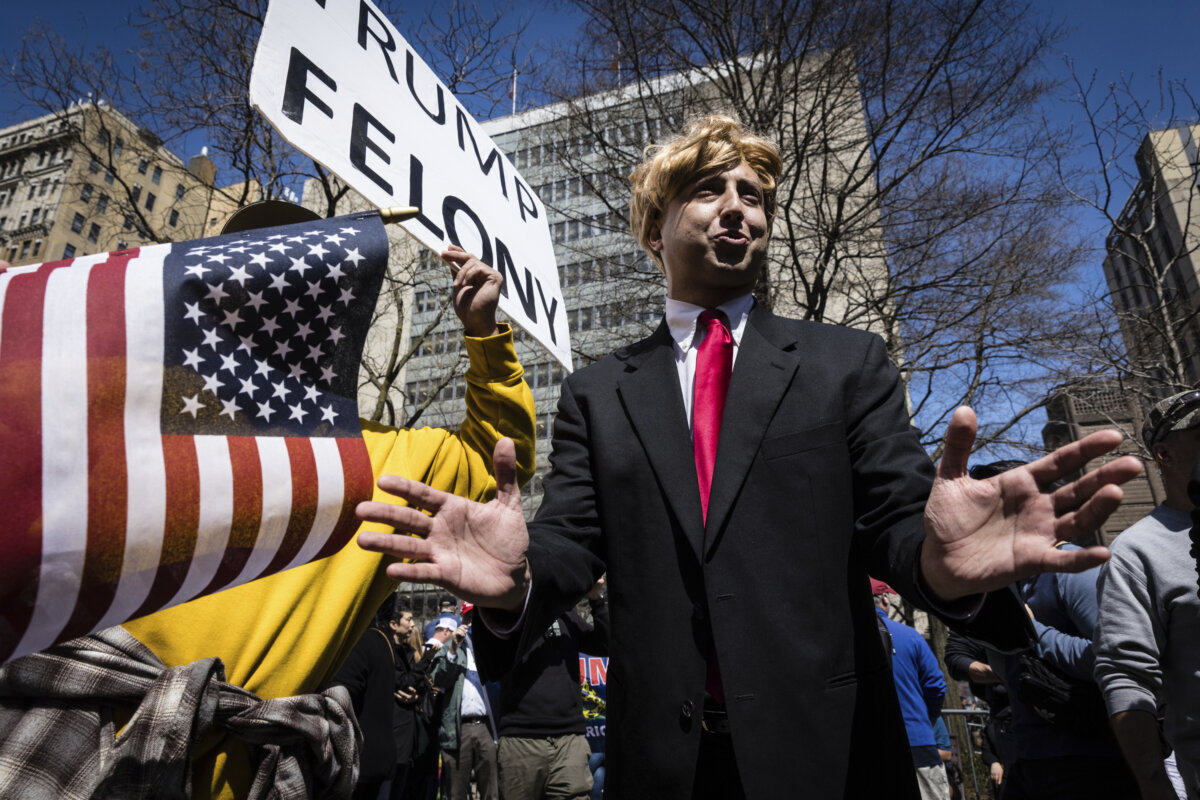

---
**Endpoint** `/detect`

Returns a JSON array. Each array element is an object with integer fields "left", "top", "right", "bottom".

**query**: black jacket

[
  {"left": 498, "top": 600, "right": 609, "bottom": 737},
  {"left": 392, "top": 638, "right": 423, "bottom": 763},
  {"left": 331, "top": 626, "right": 396, "bottom": 784},
  {"left": 475, "top": 308, "right": 1028, "bottom": 798}
]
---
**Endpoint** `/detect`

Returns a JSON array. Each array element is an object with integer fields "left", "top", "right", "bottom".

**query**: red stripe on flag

[
  {"left": 200, "top": 436, "right": 264, "bottom": 597},
  {"left": 315, "top": 437, "right": 374, "bottom": 560},
  {"left": 0, "top": 263, "right": 54, "bottom": 660},
  {"left": 134, "top": 435, "right": 201, "bottom": 620},
  {"left": 63, "top": 253, "right": 132, "bottom": 642},
  {"left": 263, "top": 438, "right": 319, "bottom": 574}
]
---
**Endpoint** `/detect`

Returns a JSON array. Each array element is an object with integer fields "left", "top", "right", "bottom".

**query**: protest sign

[
  {"left": 250, "top": 0, "right": 571, "bottom": 370},
  {"left": 0, "top": 213, "right": 386, "bottom": 663},
  {"left": 580, "top": 653, "right": 609, "bottom": 753}
]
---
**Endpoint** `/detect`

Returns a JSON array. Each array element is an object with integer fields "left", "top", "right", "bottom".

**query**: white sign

[{"left": 250, "top": 0, "right": 571, "bottom": 370}]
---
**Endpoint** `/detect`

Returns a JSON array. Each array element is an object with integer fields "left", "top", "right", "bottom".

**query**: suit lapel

[
  {"left": 616, "top": 323, "right": 706, "bottom": 557},
  {"left": 703, "top": 308, "right": 800, "bottom": 555}
]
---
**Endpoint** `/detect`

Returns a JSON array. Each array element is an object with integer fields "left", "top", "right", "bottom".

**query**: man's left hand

[
  {"left": 443, "top": 244, "right": 502, "bottom": 337},
  {"left": 920, "top": 406, "right": 1142, "bottom": 601}
]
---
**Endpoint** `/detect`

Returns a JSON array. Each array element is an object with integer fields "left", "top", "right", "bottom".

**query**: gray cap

[{"left": 1142, "top": 389, "right": 1200, "bottom": 449}]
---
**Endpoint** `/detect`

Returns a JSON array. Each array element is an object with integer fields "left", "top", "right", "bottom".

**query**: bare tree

[
  {"left": 4, "top": 0, "right": 533, "bottom": 218},
  {"left": 533, "top": 0, "right": 1090, "bottom": 454},
  {"left": 1055, "top": 71, "right": 1200, "bottom": 421},
  {"left": 4, "top": 0, "right": 536, "bottom": 427}
]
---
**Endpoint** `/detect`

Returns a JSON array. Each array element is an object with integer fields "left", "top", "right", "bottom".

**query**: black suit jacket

[{"left": 476, "top": 306, "right": 1027, "bottom": 798}]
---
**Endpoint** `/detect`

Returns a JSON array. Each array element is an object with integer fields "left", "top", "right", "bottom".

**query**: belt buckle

[{"left": 700, "top": 707, "right": 731, "bottom": 735}]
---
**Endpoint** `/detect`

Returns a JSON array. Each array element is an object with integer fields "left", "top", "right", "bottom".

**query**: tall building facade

[
  {"left": 1102, "top": 124, "right": 1200, "bottom": 387},
  {"left": 0, "top": 102, "right": 250, "bottom": 266},
  {"left": 1042, "top": 380, "right": 1164, "bottom": 545}
]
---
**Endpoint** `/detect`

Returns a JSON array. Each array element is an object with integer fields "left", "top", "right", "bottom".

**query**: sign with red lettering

[
  {"left": 579, "top": 654, "right": 608, "bottom": 753},
  {"left": 249, "top": 0, "right": 570, "bottom": 370}
]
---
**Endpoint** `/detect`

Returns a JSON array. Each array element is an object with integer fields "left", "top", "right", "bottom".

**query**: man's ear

[
  {"left": 1154, "top": 441, "right": 1171, "bottom": 469},
  {"left": 648, "top": 220, "right": 663, "bottom": 252}
]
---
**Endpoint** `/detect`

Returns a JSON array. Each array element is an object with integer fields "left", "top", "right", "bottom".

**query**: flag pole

[{"left": 379, "top": 206, "right": 420, "bottom": 225}]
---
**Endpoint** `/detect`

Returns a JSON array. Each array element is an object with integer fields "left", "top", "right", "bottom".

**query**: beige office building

[
  {"left": 0, "top": 102, "right": 251, "bottom": 266},
  {"left": 1102, "top": 124, "right": 1200, "bottom": 386}
]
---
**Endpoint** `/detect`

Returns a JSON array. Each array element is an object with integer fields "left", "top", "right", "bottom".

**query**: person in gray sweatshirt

[{"left": 1094, "top": 389, "right": 1200, "bottom": 800}]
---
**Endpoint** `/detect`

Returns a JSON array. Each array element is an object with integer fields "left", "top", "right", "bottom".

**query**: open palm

[
  {"left": 920, "top": 407, "right": 1142, "bottom": 600},
  {"left": 356, "top": 438, "right": 532, "bottom": 612}
]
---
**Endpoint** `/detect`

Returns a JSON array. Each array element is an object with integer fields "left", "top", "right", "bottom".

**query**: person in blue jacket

[{"left": 874, "top": 580, "right": 949, "bottom": 800}]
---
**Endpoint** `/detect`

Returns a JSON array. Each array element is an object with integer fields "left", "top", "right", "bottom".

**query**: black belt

[
  {"left": 701, "top": 701, "right": 731, "bottom": 735},
  {"left": 461, "top": 715, "right": 488, "bottom": 724}
]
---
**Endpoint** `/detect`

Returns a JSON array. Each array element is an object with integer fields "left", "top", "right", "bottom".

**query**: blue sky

[
  {"left": 4, "top": 0, "right": 1195, "bottom": 138},
  {"left": 3, "top": 0, "right": 1197, "bottom": 445}
]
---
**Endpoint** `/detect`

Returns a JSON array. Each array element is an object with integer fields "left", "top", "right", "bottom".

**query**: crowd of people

[
  {"left": 1, "top": 111, "right": 1199, "bottom": 800},
  {"left": 327, "top": 585, "right": 608, "bottom": 800},
  {"left": 885, "top": 389, "right": 1200, "bottom": 800}
]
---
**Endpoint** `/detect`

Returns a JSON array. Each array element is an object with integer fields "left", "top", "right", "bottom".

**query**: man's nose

[{"left": 718, "top": 189, "right": 746, "bottom": 219}]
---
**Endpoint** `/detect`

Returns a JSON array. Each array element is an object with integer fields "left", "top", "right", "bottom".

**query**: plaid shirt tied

[{"left": 0, "top": 625, "right": 360, "bottom": 799}]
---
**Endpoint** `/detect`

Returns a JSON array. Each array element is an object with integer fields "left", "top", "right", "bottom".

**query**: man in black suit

[{"left": 355, "top": 115, "right": 1141, "bottom": 798}]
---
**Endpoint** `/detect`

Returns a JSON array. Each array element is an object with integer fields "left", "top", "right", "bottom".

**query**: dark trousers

[
  {"left": 692, "top": 731, "right": 745, "bottom": 800},
  {"left": 1003, "top": 755, "right": 1138, "bottom": 800}
]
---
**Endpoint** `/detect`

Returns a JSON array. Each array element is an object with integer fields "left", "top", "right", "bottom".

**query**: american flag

[{"left": 0, "top": 212, "right": 388, "bottom": 664}]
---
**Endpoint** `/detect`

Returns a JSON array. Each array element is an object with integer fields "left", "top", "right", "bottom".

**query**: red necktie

[
  {"left": 693, "top": 309, "right": 732, "bottom": 706},
  {"left": 693, "top": 309, "right": 732, "bottom": 523}
]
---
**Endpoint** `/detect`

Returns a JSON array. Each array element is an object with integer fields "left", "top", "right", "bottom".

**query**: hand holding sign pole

[{"left": 249, "top": 0, "right": 571, "bottom": 371}]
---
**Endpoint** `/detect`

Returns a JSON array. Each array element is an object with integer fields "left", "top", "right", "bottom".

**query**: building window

[
  {"left": 175, "top": 184, "right": 185, "bottom": 200},
  {"left": 87, "top": 223, "right": 100, "bottom": 243},
  {"left": 89, "top": 158, "right": 101, "bottom": 174},
  {"left": 81, "top": 184, "right": 93, "bottom": 201},
  {"left": 138, "top": 158, "right": 149, "bottom": 175},
  {"left": 151, "top": 165, "right": 162, "bottom": 185},
  {"left": 37, "top": 151, "right": 47, "bottom": 167},
  {"left": 113, "top": 138, "right": 123, "bottom": 157},
  {"left": 32, "top": 239, "right": 41, "bottom": 258},
  {"left": 117, "top": 240, "right": 127, "bottom": 250},
  {"left": 63, "top": 243, "right": 76, "bottom": 259},
  {"left": 104, "top": 170, "right": 114, "bottom": 185},
  {"left": 30, "top": 208, "right": 40, "bottom": 224},
  {"left": 19, "top": 211, "right": 28, "bottom": 228},
  {"left": 20, "top": 240, "right": 31, "bottom": 259},
  {"left": 131, "top": 183, "right": 142, "bottom": 203},
  {"left": 96, "top": 129, "right": 109, "bottom": 145},
  {"left": 27, "top": 184, "right": 36, "bottom": 200},
  {"left": 96, "top": 194, "right": 109, "bottom": 213},
  {"left": 123, "top": 214, "right": 134, "bottom": 230},
  {"left": 145, "top": 192, "right": 156, "bottom": 211},
  {"left": 71, "top": 213, "right": 84, "bottom": 233},
  {"left": 38, "top": 180, "right": 48, "bottom": 197},
  {"left": 169, "top": 209, "right": 179, "bottom": 227}
]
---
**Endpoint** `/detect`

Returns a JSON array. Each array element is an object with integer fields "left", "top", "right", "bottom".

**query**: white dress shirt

[{"left": 664, "top": 293, "right": 754, "bottom": 434}]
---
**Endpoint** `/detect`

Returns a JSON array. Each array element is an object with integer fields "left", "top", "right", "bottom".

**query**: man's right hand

[
  {"left": 356, "top": 438, "right": 532, "bottom": 613},
  {"left": 968, "top": 661, "right": 1000, "bottom": 684}
]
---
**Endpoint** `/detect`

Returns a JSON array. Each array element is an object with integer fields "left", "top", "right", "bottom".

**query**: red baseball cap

[{"left": 869, "top": 578, "right": 896, "bottom": 596}]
